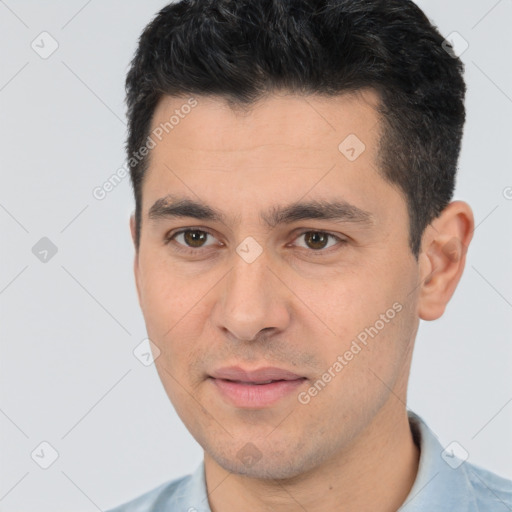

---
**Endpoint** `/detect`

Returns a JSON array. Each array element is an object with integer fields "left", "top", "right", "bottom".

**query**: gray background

[{"left": 0, "top": 0, "right": 511, "bottom": 510}]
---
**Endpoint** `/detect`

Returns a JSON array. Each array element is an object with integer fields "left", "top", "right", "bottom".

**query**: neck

[{"left": 204, "top": 407, "right": 420, "bottom": 512}]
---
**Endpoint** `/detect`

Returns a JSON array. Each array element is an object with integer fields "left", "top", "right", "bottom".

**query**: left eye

[{"left": 292, "top": 231, "right": 343, "bottom": 251}]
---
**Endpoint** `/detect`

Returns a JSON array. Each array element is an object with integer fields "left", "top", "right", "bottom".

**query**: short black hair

[{"left": 125, "top": 0, "right": 466, "bottom": 258}]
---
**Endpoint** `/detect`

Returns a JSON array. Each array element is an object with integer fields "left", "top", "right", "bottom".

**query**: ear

[
  {"left": 130, "top": 214, "right": 142, "bottom": 306},
  {"left": 417, "top": 200, "right": 474, "bottom": 321}
]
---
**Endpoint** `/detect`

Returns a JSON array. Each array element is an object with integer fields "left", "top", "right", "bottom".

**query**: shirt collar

[{"left": 399, "top": 410, "right": 479, "bottom": 511}]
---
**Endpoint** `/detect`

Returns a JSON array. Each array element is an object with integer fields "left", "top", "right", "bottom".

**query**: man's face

[{"left": 132, "top": 90, "right": 422, "bottom": 479}]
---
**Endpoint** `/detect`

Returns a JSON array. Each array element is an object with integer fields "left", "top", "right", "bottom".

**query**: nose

[{"left": 211, "top": 249, "right": 292, "bottom": 343}]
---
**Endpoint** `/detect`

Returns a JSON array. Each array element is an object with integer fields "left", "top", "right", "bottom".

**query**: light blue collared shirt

[{"left": 106, "top": 411, "right": 512, "bottom": 511}]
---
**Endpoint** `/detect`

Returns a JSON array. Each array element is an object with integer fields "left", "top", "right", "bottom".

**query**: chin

[
  {"left": 217, "top": 456, "right": 302, "bottom": 480},
  {"left": 206, "top": 441, "right": 324, "bottom": 481}
]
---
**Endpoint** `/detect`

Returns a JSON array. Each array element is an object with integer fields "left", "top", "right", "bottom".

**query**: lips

[
  {"left": 209, "top": 366, "right": 305, "bottom": 383},
  {"left": 208, "top": 366, "right": 307, "bottom": 407}
]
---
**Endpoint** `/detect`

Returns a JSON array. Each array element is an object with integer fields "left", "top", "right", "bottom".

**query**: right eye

[{"left": 164, "top": 228, "right": 220, "bottom": 254}]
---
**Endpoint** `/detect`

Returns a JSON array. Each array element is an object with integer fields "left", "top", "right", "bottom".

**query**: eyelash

[{"left": 164, "top": 228, "right": 347, "bottom": 256}]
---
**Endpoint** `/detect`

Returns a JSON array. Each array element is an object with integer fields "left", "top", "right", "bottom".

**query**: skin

[{"left": 130, "top": 89, "right": 474, "bottom": 512}]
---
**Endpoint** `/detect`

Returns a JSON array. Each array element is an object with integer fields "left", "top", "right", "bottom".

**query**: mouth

[
  {"left": 208, "top": 366, "right": 307, "bottom": 408},
  {"left": 209, "top": 365, "right": 306, "bottom": 382},
  {"left": 216, "top": 379, "right": 294, "bottom": 385}
]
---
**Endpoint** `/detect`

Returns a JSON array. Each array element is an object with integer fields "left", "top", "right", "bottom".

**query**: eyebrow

[{"left": 147, "top": 194, "right": 375, "bottom": 229}]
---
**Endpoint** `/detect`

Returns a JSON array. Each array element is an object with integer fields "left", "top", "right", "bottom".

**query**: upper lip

[{"left": 210, "top": 366, "right": 305, "bottom": 383}]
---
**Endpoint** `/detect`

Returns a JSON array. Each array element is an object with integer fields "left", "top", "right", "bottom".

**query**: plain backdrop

[{"left": 0, "top": 1, "right": 511, "bottom": 510}]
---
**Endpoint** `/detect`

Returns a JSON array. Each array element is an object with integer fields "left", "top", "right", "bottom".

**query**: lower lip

[{"left": 210, "top": 377, "right": 307, "bottom": 408}]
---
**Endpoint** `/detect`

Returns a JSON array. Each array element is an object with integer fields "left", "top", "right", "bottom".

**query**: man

[{"left": 108, "top": 0, "right": 512, "bottom": 510}]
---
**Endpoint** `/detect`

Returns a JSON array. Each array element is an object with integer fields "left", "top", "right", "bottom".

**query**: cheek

[
  {"left": 138, "top": 254, "right": 187, "bottom": 324},
  {"left": 138, "top": 260, "right": 211, "bottom": 364},
  {"left": 294, "top": 269, "right": 386, "bottom": 335},
  {"left": 302, "top": 263, "right": 415, "bottom": 367}
]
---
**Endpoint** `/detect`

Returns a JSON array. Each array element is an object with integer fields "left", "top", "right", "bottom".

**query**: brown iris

[
  {"left": 303, "top": 231, "right": 329, "bottom": 250},
  {"left": 183, "top": 230, "right": 208, "bottom": 247}
]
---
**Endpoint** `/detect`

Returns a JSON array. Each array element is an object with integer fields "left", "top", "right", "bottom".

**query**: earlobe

[{"left": 417, "top": 201, "right": 474, "bottom": 321}]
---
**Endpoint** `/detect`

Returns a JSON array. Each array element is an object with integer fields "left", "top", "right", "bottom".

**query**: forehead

[
  {"left": 149, "top": 89, "right": 381, "bottom": 156},
  {"left": 140, "top": 89, "right": 405, "bottom": 230}
]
